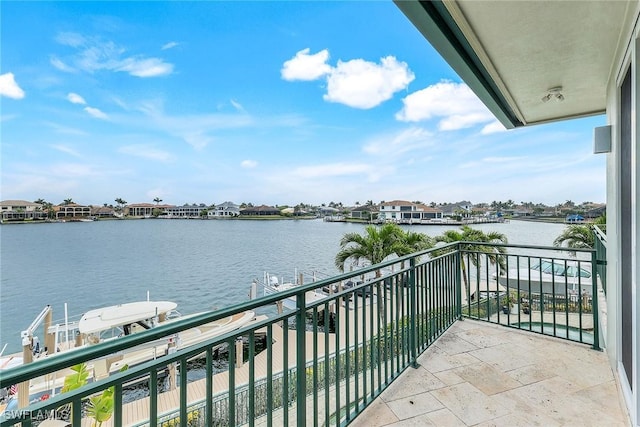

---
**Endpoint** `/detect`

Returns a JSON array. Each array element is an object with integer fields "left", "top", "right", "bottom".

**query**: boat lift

[{"left": 18, "top": 305, "right": 52, "bottom": 408}]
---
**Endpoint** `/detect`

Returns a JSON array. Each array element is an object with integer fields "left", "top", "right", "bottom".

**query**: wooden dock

[{"left": 78, "top": 297, "right": 386, "bottom": 426}]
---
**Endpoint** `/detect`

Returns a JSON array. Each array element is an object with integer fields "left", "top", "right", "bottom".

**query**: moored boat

[{"left": 0, "top": 300, "right": 255, "bottom": 413}]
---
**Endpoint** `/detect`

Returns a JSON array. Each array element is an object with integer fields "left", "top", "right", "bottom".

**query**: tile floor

[{"left": 350, "top": 319, "right": 630, "bottom": 426}]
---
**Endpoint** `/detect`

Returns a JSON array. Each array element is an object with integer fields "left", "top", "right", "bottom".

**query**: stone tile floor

[{"left": 351, "top": 319, "right": 630, "bottom": 426}]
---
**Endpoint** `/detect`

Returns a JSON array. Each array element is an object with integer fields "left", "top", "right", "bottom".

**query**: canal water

[{"left": 0, "top": 218, "right": 567, "bottom": 353}]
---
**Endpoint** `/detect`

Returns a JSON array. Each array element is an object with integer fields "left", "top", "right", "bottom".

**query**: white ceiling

[{"left": 445, "top": 0, "right": 634, "bottom": 125}]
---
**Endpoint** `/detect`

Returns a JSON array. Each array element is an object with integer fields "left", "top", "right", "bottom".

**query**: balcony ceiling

[{"left": 395, "top": 1, "right": 635, "bottom": 128}]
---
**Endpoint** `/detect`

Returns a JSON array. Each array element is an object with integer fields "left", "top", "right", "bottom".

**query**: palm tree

[
  {"left": 153, "top": 197, "right": 162, "bottom": 205},
  {"left": 395, "top": 230, "right": 434, "bottom": 258},
  {"left": 432, "top": 226, "right": 508, "bottom": 295},
  {"left": 114, "top": 198, "right": 127, "bottom": 216},
  {"left": 553, "top": 224, "right": 594, "bottom": 253},
  {"left": 63, "top": 198, "right": 73, "bottom": 205},
  {"left": 335, "top": 223, "right": 405, "bottom": 277}
]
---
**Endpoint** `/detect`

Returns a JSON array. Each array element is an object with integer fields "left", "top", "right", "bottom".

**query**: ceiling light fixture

[{"left": 542, "top": 86, "right": 565, "bottom": 102}]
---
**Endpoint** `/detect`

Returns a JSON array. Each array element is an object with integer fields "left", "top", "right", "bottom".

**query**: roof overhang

[{"left": 395, "top": 0, "right": 635, "bottom": 128}]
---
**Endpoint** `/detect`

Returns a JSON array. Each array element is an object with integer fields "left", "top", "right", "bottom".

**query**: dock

[{"left": 74, "top": 296, "right": 386, "bottom": 426}]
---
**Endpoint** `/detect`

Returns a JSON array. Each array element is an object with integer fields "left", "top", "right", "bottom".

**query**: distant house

[
  {"left": 56, "top": 203, "right": 91, "bottom": 219},
  {"left": 165, "top": 204, "right": 207, "bottom": 218},
  {"left": 240, "top": 205, "right": 280, "bottom": 216},
  {"left": 208, "top": 202, "right": 240, "bottom": 218},
  {"left": 350, "top": 205, "right": 378, "bottom": 220},
  {"left": 439, "top": 201, "right": 473, "bottom": 217},
  {"left": 585, "top": 204, "right": 606, "bottom": 219},
  {"left": 127, "top": 203, "right": 174, "bottom": 217},
  {"left": 566, "top": 214, "right": 585, "bottom": 223},
  {"left": 91, "top": 206, "right": 117, "bottom": 218},
  {"left": 318, "top": 206, "right": 340, "bottom": 216},
  {"left": 378, "top": 200, "right": 443, "bottom": 222},
  {"left": 0, "top": 200, "right": 46, "bottom": 221}
]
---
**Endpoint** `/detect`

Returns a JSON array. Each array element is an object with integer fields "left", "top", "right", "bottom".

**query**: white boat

[
  {"left": 256, "top": 272, "right": 331, "bottom": 310},
  {"left": 494, "top": 259, "right": 593, "bottom": 297},
  {"left": 0, "top": 300, "right": 255, "bottom": 412}
]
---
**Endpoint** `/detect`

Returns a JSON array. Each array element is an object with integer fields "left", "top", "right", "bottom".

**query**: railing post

[
  {"left": 296, "top": 289, "right": 307, "bottom": 425},
  {"left": 591, "top": 249, "right": 601, "bottom": 351},
  {"left": 455, "top": 243, "right": 462, "bottom": 319},
  {"left": 409, "top": 257, "right": 418, "bottom": 368}
]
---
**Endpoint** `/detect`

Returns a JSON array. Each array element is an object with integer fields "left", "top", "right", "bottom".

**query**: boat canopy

[{"left": 78, "top": 301, "right": 177, "bottom": 335}]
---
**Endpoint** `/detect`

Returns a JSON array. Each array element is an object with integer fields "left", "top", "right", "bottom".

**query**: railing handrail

[
  {"left": 593, "top": 224, "right": 607, "bottom": 243},
  {"left": 0, "top": 241, "right": 603, "bottom": 426},
  {"left": 0, "top": 240, "right": 591, "bottom": 387}
]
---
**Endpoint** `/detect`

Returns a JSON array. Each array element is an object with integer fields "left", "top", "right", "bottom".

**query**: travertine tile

[
  {"left": 386, "top": 390, "right": 444, "bottom": 420},
  {"left": 433, "top": 331, "right": 480, "bottom": 354},
  {"left": 468, "top": 342, "right": 538, "bottom": 372},
  {"left": 352, "top": 319, "right": 630, "bottom": 427},
  {"left": 473, "top": 412, "right": 561, "bottom": 427},
  {"left": 452, "top": 361, "right": 522, "bottom": 395},
  {"left": 419, "top": 344, "right": 481, "bottom": 373},
  {"left": 422, "top": 407, "right": 466, "bottom": 426},
  {"left": 349, "top": 399, "right": 398, "bottom": 427},
  {"left": 456, "top": 328, "right": 511, "bottom": 348},
  {"left": 506, "top": 363, "right": 556, "bottom": 385},
  {"left": 433, "top": 368, "right": 466, "bottom": 386},
  {"left": 430, "top": 382, "right": 510, "bottom": 425},
  {"left": 381, "top": 366, "right": 445, "bottom": 401}
]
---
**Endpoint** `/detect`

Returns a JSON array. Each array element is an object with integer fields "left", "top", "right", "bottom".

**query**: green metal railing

[
  {"left": 593, "top": 225, "right": 607, "bottom": 295},
  {"left": 457, "top": 243, "right": 600, "bottom": 350},
  {"left": 0, "top": 241, "right": 603, "bottom": 426}
]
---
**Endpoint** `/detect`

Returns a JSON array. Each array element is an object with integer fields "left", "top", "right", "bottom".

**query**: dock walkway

[{"left": 80, "top": 297, "right": 384, "bottom": 426}]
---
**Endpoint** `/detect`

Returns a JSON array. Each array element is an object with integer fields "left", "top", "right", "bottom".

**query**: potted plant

[{"left": 501, "top": 293, "right": 517, "bottom": 314}]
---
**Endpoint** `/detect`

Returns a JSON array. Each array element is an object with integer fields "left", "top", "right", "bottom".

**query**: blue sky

[{"left": 1, "top": 2, "right": 605, "bottom": 207}]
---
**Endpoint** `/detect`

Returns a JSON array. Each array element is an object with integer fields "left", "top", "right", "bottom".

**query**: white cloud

[
  {"left": 481, "top": 120, "right": 507, "bottom": 135},
  {"left": 45, "top": 122, "right": 88, "bottom": 136},
  {"left": 282, "top": 49, "right": 414, "bottom": 109},
  {"left": 241, "top": 160, "right": 258, "bottom": 168},
  {"left": 281, "top": 48, "right": 331, "bottom": 81},
  {"left": 55, "top": 32, "right": 86, "bottom": 47},
  {"left": 115, "top": 57, "right": 174, "bottom": 77},
  {"left": 118, "top": 145, "right": 172, "bottom": 162},
  {"left": 51, "top": 144, "right": 82, "bottom": 157},
  {"left": 54, "top": 33, "right": 174, "bottom": 78},
  {"left": 0, "top": 73, "right": 25, "bottom": 99},
  {"left": 182, "top": 132, "right": 214, "bottom": 150},
  {"left": 293, "top": 162, "right": 373, "bottom": 179},
  {"left": 161, "top": 41, "right": 179, "bottom": 50},
  {"left": 67, "top": 92, "right": 86, "bottom": 105},
  {"left": 50, "top": 163, "right": 96, "bottom": 177},
  {"left": 363, "top": 127, "right": 433, "bottom": 156},
  {"left": 230, "top": 99, "right": 245, "bottom": 112},
  {"left": 324, "top": 56, "right": 414, "bottom": 109},
  {"left": 50, "top": 56, "right": 76, "bottom": 73},
  {"left": 396, "top": 81, "right": 494, "bottom": 130},
  {"left": 84, "top": 106, "right": 108, "bottom": 120}
]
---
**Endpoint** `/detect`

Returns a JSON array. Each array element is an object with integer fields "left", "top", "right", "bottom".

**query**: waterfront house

[
  {"left": 438, "top": 200, "right": 473, "bottom": 218},
  {"left": 90, "top": 206, "right": 117, "bottom": 219},
  {"left": 379, "top": 200, "right": 443, "bottom": 222},
  {"left": 240, "top": 204, "right": 281, "bottom": 216},
  {"left": 208, "top": 201, "right": 240, "bottom": 218},
  {"left": 165, "top": 203, "right": 207, "bottom": 218},
  {"left": 395, "top": 1, "right": 639, "bottom": 424},
  {"left": 126, "top": 203, "right": 174, "bottom": 217},
  {"left": 55, "top": 202, "right": 91, "bottom": 220},
  {"left": 0, "top": 200, "right": 45, "bottom": 222},
  {"left": 350, "top": 204, "right": 378, "bottom": 220}
]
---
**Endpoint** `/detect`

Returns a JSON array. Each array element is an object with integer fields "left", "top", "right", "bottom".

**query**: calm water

[{"left": 0, "top": 218, "right": 566, "bottom": 353}]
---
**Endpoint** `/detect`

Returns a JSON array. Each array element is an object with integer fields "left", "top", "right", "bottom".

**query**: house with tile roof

[{"left": 378, "top": 200, "right": 443, "bottom": 223}]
